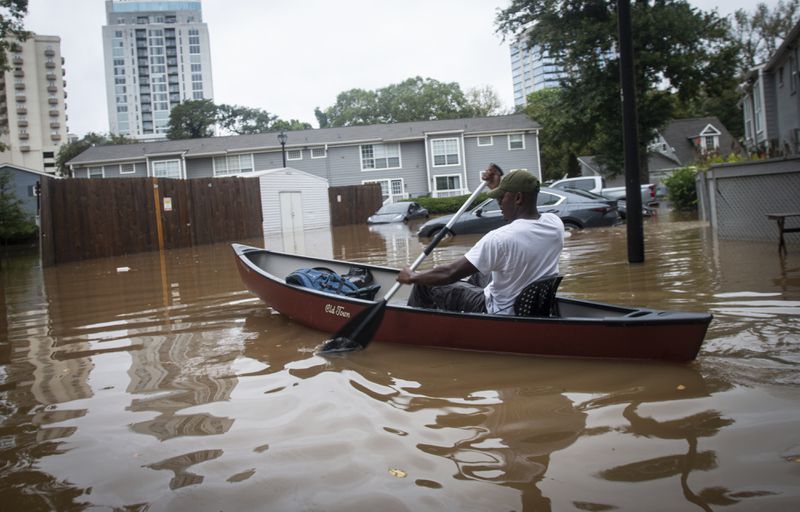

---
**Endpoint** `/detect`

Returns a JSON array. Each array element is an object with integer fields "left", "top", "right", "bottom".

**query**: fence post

[{"left": 151, "top": 177, "right": 166, "bottom": 252}]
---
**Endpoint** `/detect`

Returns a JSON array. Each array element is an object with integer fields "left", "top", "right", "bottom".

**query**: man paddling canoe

[{"left": 397, "top": 165, "right": 564, "bottom": 315}]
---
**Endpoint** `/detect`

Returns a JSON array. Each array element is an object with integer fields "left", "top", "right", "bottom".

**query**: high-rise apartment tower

[
  {"left": 0, "top": 34, "right": 69, "bottom": 174},
  {"left": 102, "top": 0, "right": 214, "bottom": 140},
  {"left": 510, "top": 39, "right": 565, "bottom": 107}
]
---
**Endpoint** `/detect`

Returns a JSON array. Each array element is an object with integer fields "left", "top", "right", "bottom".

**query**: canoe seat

[{"left": 513, "top": 274, "right": 562, "bottom": 317}]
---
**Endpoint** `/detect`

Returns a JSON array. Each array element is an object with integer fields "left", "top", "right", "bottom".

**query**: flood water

[{"left": 1, "top": 208, "right": 799, "bottom": 511}]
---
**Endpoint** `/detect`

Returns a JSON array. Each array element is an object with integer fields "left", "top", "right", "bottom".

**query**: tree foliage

[
  {"left": 166, "top": 99, "right": 218, "bottom": 139},
  {"left": 217, "top": 104, "right": 276, "bottom": 135},
  {"left": 168, "top": 100, "right": 311, "bottom": 139},
  {"left": 524, "top": 88, "right": 586, "bottom": 180},
  {"left": 732, "top": 0, "right": 799, "bottom": 74},
  {"left": 465, "top": 85, "right": 509, "bottom": 117},
  {"left": 316, "top": 77, "right": 505, "bottom": 127},
  {"left": 663, "top": 166, "right": 698, "bottom": 211},
  {"left": 55, "top": 132, "right": 135, "bottom": 176},
  {"left": 496, "top": 0, "right": 739, "bottom": 179},
  {"left": 0, "top": 0, "right": 29, "bottom": 71},
  {"left": 0, "top": 170, "right": 37, "bottom": 244}
]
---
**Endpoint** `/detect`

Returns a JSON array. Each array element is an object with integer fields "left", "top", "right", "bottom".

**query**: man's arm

[{"left": 397, "top": 257, "right": 478, "bottom": 286}]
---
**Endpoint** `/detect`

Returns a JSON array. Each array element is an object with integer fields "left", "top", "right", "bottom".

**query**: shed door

[{"left": 279, "top": 191, "right": 304, "bottom": 253}]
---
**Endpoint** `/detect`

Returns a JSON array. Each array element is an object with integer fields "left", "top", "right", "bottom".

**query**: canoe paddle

[{"left": 318, "top": 180, "right": 489, "bottom": 354}]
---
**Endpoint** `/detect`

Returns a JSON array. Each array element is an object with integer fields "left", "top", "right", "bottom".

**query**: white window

[
  {"left": 363, "top": 178, "right": 405, "bottom": 203},
  {"left": 508, "top": 134, "right": 525, "bottom": 150},
  {"left": 434, "top": 174, "right": 462, "bottom": 197},
  {"left": 477, "top": 136, "right": 493, "bottom": 146},
  {"left": 152, "top": 160, "right": 181, "bottom": 178},
  {"left": 754, "top": 80, "right": 763, "bottom": 135},
  {"left": 431, "top": 138, "right": 460, "bottom": 167},
  {"left": 213, "top": 154, "right": 254, "bottom": 176},
  {"left": 311, "top": 147, "right": 327, "bottom": 159},
  {"left": 120, "top": 163, "right": 135, "bottom": 174},
  {"left": 88, "top": 166, "right": 104, "bottom": 179},
  {"left": 743, "top": 97, "right": 754, "bottom": 142},
  {"left": 361, "top": 143, "right": 401, "bottom": 170},
  {"left": 287, "top": 149, "right": 302, "bottom": 161}
]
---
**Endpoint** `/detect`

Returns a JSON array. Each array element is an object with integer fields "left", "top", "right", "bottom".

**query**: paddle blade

[{"left": 317, "top": 299, "right": 388, "bottom": 354}]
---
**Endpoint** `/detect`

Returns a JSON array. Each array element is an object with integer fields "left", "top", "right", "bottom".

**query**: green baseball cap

[{"left": 487, "top": 169, "right": 540, "bottom": 199}]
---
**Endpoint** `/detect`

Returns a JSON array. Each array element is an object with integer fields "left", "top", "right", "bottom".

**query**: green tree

[
  {"left": 217, "top": 104, "right": 276, "bottom": 135},
  {"left": 0, "top": 170, "right": 37, "bottom": 246},
  {"left": 55, "top": 132, "right": 135, "bottom": 176},
  {"left": 732, "top": 0, "right": 799, "bottom": 74},
  {"left": 0, "top": 0, "right": 29, "bottom": 152},
  {"left": 271, "top": 119, "right": 312, "bottom": 131},
  {"left": 524, "top": 88, "right": 588, "bottom": 181},
  {"left": 322, "top": 88, "right": 382, "bottom": 127},
  {"left": 167, "top": 99, "right": 218, "bottom": 139},
  {"left": 0, "top": 0, "right": 29, "bottom": 71},
  {"left": 465, "top": 85, "right": 508, "bottom": 117},
  {"left": 496, "top": 1, "right": 739, "bottom": 180},
  {"left": 379, "top": 76, "right": 473, "bottom": 123},
  {"left": 319, "top": 77, "right": 478, "bottom": 127}
]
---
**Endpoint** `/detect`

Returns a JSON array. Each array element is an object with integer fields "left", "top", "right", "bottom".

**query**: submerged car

[
  {"left": 416, "top": 187, "right": 619, "bottom": 237},
  {"left": 367, "top": 202, "right": 429, "bottom": 224}
]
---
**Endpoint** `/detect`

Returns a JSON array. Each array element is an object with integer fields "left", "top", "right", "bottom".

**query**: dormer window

[{"left": 698, "top": 124, "right": 721, "bottom": 153}]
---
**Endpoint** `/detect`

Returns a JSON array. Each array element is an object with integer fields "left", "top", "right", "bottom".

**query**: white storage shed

[{"left": 249, "top": 167, "right": 331, "bottom": 235}]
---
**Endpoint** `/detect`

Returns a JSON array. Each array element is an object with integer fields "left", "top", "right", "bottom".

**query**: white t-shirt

[{"left": 464, "top": 213, "right": 564, "bottom": 315}]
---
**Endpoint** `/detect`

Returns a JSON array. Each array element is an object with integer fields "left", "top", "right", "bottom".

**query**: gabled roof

[
  {"left": 659, "top": 116, "right": 737, "bottom": 165},
  {"left": 67, "top": 114, "right": 541, "bottom": 166},
  {"left": 0, "top": 163, "right": 59, "bottom": 178}
]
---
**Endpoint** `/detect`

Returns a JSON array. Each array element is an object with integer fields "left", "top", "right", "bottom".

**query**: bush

[
  {"left": 404, "top": 192, "right": 490, "bottom": 214},
  {"left": 663, "top": 166, "right": 698, "bottom": 211}
]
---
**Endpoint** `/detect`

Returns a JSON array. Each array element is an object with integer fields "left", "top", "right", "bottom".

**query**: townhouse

[{"left": 66, "top": 114, "right": 542, "bottom": 203}]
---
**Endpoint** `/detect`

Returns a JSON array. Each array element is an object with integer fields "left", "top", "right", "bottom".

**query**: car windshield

[{"left": 376, "top": 203, "right": 410, "bottom": 214}]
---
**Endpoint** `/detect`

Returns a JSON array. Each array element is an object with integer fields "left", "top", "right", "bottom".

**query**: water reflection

[{"left": 0, "top": 215, "right": 798, "bottom": 510}]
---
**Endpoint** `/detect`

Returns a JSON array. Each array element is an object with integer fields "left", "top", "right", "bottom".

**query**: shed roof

[{"left": 68, "top": 114, "right": 540, "bottom": 166}]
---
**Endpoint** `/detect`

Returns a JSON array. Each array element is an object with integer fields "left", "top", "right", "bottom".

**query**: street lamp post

[{"left": 278, "top": 131, "right": 287, "bottom": 167}]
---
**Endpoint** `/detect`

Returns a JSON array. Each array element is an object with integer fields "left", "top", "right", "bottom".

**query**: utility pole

[{"left": 617, "top": 0, "right": 645, "bottom": 263}]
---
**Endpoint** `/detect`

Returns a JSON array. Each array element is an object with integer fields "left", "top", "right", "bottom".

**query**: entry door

[{"left": 279, "top": 192, "right": 304, "bottom": 253}]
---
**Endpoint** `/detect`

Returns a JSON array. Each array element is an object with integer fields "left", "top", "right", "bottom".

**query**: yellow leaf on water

[
  {"left": 676, "top": 384, "right": 686, "bottom": 390},
  {"left": 388, "top": 468, "right": 407, "bottom": 478}
]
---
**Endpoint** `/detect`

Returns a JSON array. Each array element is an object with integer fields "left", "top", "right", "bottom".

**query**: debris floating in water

[
  {"left": 116, "top": 266, "right": 130, "bottom": 273},
  {"left": 388, "top": 468, "right": 407, "bottom": 478}
]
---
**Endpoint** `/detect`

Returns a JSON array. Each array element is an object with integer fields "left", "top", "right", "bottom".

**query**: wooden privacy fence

[
  {"left": 328, "top": 183, "right": 383, "bottom": 227},
  {"left": 40, "top": 177, "right": 262, "bottom": 265}
]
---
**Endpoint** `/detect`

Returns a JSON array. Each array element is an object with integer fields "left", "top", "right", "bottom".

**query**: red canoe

[{"left": 233, "top": 244, "right": 712, "bottom": 361}]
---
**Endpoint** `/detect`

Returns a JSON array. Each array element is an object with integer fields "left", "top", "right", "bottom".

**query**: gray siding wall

[
  {"left": 773, "top": 51, "right": 800, "bottom": 151},
  {"left": 68, "top": 129, "right": 542, "bottom": 197},
  {"left": 5, "top": 169, "right": 40, "bottom": 217},
  {"left": 72, "top": 162, "right": 144, "bottom": 178},
  {"left": 763, "top": 74, "right": 779, "bottom": 142},
  {"left": 463, "top": 132, "right": 541, "bottom": 190},
  {"left": 699, "top": 157, "right": 800, "bottom": 243}
]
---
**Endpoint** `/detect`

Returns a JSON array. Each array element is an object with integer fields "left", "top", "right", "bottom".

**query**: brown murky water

[{"left": 1, "top": 209, "right": 799, "bottom": 511}]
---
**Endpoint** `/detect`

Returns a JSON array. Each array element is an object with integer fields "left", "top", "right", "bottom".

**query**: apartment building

[
  {"left": 510, "top": 38, "right": 565, "bottom": 107},
  {"left": 0, "top": 34, "right": 69, "bottom": 174},
  {"left": 740, "top": 19, "right": 800, "bottom": 155},
  {"left": 66, "top": 114, "right": 542, "bottom": 202},
  {"left": 102, "top": 0, "right": 214, "bottom": 140}
]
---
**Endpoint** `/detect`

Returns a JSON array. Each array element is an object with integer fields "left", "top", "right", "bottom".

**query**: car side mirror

[{"left": 475, "top": 208, "right": 483, "bottom": 218}]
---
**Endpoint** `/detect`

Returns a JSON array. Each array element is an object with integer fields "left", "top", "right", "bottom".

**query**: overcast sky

[{"left": 24, "top": 0, "right": 776, "bottom": 137}]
